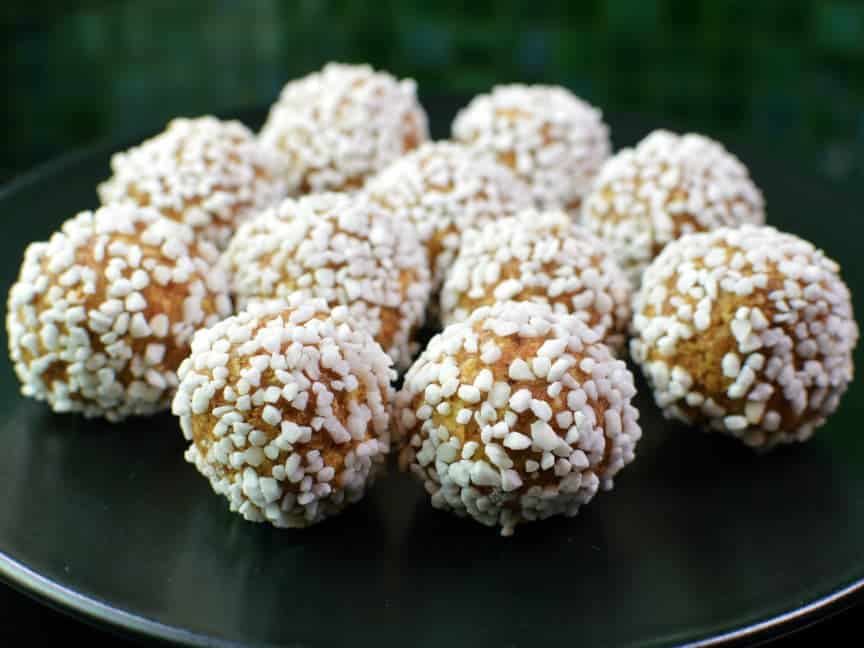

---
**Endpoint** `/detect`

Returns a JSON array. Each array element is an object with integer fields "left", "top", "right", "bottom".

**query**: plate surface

[{"left": 1, "top": 104, "right": 863, "bottom": 648}]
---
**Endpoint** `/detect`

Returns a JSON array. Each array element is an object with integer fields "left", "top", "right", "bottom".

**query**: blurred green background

[{"left": 2, "top": 0, "right": 863, "bottom": 188}]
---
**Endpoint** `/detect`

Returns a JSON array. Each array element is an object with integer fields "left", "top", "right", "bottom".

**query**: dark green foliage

[{"left": 2, "top": 0, "right": 862, "bottom": 185}]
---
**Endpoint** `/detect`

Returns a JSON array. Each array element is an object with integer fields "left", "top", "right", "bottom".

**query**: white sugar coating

[
  {"left": 366, "top": 141, "right": 532, "bottom": 288},
  {"left": 259, "top": 62, "right": 428, "bottom": 195},
  {"left": 6, "top": 204, "right": 232, "bottom": 421},
  {"left": 172, "top": 297, "right": 394, "bottom": 528},
  {"left": 440, "top": 209, "right": 631, "bottom": 352},
  {"left": 451, "top": 84, "right": 610, "bottom": 213},
  {"left": 98, "top": 116, "right": 286, "bottom": 249},
  {"left": 397, "top": 300, "right": 641, "bottom": 536},
  {"left": 223, "top": 192, "right": 430, "bottom": 370},
  {"left": 582, "top": 129, "right": 765, "bottom": 285},
  {"left": 631, "top": 224, "right": 858, "bottom": 449}
]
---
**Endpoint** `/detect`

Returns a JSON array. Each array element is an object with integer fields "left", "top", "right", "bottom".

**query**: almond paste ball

[
  {"left": 440, "top": 210, "right": 631, "bottom": 352},
  {"left": 398, "top": 300, "right": 641, "bottom": 536},
  {"left": 98, "top": 116, "right": 285, "bottom": 249},
  {"left": 259, "top": 62, "right": 428, "bottom": 194},
  {"left": 172, "top": 299, "right": 393, "bottom": 528},
  {"left": 223, "top": 192, "right": 430, "bottom": 370},
  {"left": 452, "top": 84, "right": 610, "bottom": 213},
  {"left": 583, "top": 130, "right": 765, "bottom": 285},
  {"left": 6, "top": 204, "right": 232, "bottom": 421},
  {"left": 631, "top": 225, "right": 858, "bottom": 448},
  {"left": 366, "top": 141, "right": 532, "bottom": 289}
]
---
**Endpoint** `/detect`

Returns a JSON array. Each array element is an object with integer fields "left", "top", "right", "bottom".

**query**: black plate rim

[
  {"left": 2, "top": 522, "right": 863, "bottom": 648},
  {"left": 0, "top": 551, "right": 238, "bottom": 648},
  {"left": 1, "top": 111, "right": 862, "bottom": 648}
]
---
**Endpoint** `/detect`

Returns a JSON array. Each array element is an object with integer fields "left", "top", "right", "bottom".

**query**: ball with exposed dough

[
  {"left": 6, "top": 204, "right": 232, "bottom": 421},
  {"left": 398, "top": 300, "right": 641, "bottom": 536},
  {"left": 631, "top": 225, "right": 858, "bottom": 448},
  {"left": 260, "top": 62, "right": 428, "bottom": 195},
  {"left": 452, "top": 84, "right": 610, "bottom": 214},
  {"left": 582, "top": 129, "right": 765, "bottom": 285},
  {"left": 223, "top": 192, "right": 430, "bottom": 370},
  {"left": 99, "top": 116, "right": 285, "bottom": 248},
  {"left": 366, "top": 141, "right": 531, "bottom": 289},
  {"left": 440, "top": 209, "right": 631, "bottom": 352},
  {"left": 172, "top": 299, "right": 393, "bottom": 528}
]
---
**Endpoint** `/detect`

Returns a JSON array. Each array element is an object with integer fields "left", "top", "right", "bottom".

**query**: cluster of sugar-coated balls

[
  {"left": 6, "top": 61, "right": 859, "bottom": 536},
  {"left": 8, "top": 112, "right": 280, "bottom": 422}
]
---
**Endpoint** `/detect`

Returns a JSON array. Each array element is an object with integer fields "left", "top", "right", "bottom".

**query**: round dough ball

[
  {"left": 631, "top": 225, "right": 858, "bottom": 448},
  {"left": 583, "top": 129, "right": 765, "bottom": 285},
  {"left": 440, "top": 210, "right": 631, "bottom": 352},
  {"left": 259, "top": 62, "right": 428, "bottom": 195},
  {"left": 397, "top": 300, "right": 641, "bottom": 536},
  {"left": 366, "top": 141, "right": 532, "bottom": 288},
  {"left": 6, "top": 204, "right": 232, "bottom": 421},
  {"left": 452, "top": 84, "right": 610, "bottom": 213},
  {"left": 172, "top": 298, "right": 393, "bottom": 528},
  {"left": 98, "top": 116, "right": 285, "bottom": 249},
  {"left": 223, "top": 192, "right": 430, "bottom": 370}
]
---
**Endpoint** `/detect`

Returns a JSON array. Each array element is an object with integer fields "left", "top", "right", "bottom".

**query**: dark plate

[{"left": 1, "top": 103, "right": 863, "bottom": 648}]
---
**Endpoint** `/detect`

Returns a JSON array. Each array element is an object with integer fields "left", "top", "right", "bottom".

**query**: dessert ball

[
  {"left": 172, "top": 299, "right": 393, "bottom": 528},
  {"left": 583, "top": 130, "right": 765, "bottom": 285},
  {"left": 366, "top": 141, "right": 532, "bottom": 288},
  {"left": 223, "top": 192, "right": 430, "bottom": 370},
  {"left": 259, "top": 62, "right": 428, "bottom": 195},
  {"left": 631, "top": 225, "right": 858, "bottom": 448},
  {"left": 440, "top": 210, "right": 631, "bottom": 352},
  {"left": 451, "top": 84, "right": 610, "bottom": 213},
  {"left": 99, "top": 116, "right": 285, "bottom": 248},
  {"left": 397, "top": 300, "right": 641, "bottom": 536},
  {"left": 6, "top": 204, "right": 232, "bottom": 421}
]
